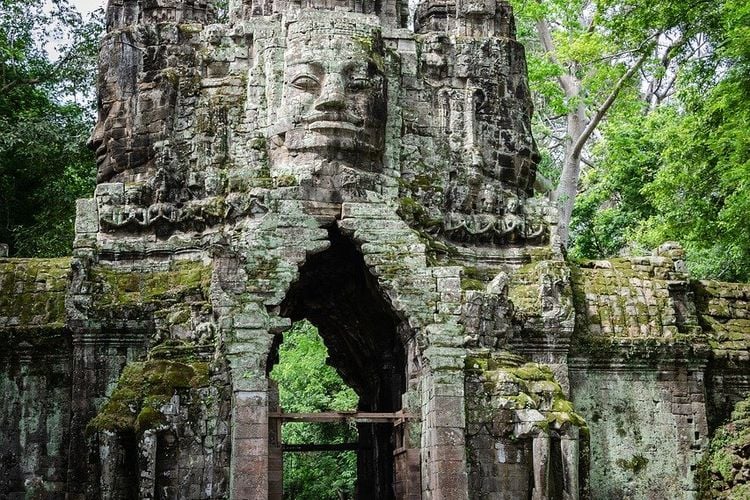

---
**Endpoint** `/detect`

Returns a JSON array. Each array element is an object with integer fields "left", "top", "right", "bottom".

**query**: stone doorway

[{"left": 267, "top": 226, "right": 421, "bottom": 499}]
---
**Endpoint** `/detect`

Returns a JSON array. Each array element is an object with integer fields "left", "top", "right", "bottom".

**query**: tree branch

[
  {"left": 571, "top": 44, "right": 656, "bottom": 159},
  {"left": 535, "top": 17, "right": 579, "bottom": 97},
  {"left": 581, "top": 157, "right": 596, "bottom": 169},
  {"left": 1, "top": 78, "right": 41, "bottom": 93},
  {"left": 0, "top": 47, "right": 76, "bottom": 93}
]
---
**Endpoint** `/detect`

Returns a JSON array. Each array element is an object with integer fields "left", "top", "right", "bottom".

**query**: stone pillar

[
  {"left": 226, "top": 322, "right": 277, "bottom": 498},
  {"left": 99, "top": 431, "right": 118, "bottom": 500},
  {"left": 531, "top": 433, "right": 551, "bottom": 500},
  {"left": 268, "top": 380, "right": 283, "bottom": 500},
  {"left": 139, "top": 430, "right": 158, "bottom": 499},
  {"left": 421, "top": 356, "right": 469, "bottom": 500},
  {"left": 561, "top": 427, "right": 580, "bottom": 500},
  {"left": 230, "top": 389, "right": 270, "bottom": 499}
]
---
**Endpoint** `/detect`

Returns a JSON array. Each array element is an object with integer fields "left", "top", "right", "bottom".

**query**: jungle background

[{"left": 1, "top": 0, "right": 748, "bottom": 497}]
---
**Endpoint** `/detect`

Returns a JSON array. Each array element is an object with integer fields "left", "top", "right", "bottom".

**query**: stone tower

[
  {"left": 3, "top": 0, "right": 747, "bottom": 498},
  {"left": 74, "top": 0, "right": 569, "bottom": 496}
]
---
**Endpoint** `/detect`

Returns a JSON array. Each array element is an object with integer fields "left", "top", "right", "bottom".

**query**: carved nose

[
  {"left": 87, "top": 121, "right": 103, "bottom": 151},
  {"left": 314, "top": 74, "right": 347, "bottom": 112}
]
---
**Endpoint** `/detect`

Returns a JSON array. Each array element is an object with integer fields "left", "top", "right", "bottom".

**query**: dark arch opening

[{"left": 275, "top": 225, "right": 408, "bottom": 500}]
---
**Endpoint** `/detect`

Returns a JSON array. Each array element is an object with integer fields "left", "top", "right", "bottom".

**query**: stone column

[
  {"left": 230, "top": 388, "right": 270, "bottom": 499},
  {"left": 99, "top": 431, "right": 118, "bottom": 500},
  {"left": 531, "top": 433, "right": 551, "bottom": 500},
  {"left": 225, "top": 320, "right": 277, "bottom": 498},
  {"left": 138, "top": 430, "right": 158, "bottom": 499},
  {"left": 561, "top": 427, "right": 580, "bottom": 500},
  {"left": 421, "top": 349, "right": 469, "bottom": 500}
]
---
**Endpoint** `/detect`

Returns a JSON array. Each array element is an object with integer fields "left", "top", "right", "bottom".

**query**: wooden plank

[
  {"left": 282, "top": 443, "right": 359, "bottom": 453},
  {"left": 268, "top": 411, "right": 417, "bottom": 424}
]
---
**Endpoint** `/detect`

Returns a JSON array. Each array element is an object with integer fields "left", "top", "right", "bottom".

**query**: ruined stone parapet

[
  {"left": 0, "top": 258, "right": 69, "bottom": 334},
  {"left": 694, "top": 280, "right": 750, "bottom": 360},
  {"left": 570, "top": 253, "right": 700, "bottom": 342}
]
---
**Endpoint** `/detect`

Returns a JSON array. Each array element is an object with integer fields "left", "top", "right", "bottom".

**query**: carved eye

[
  {"left": 291, "top": 74, "right": 320, "bottom": 91},
  {"left": 347, "top": 78, "right": 373, "bottom": 92}
]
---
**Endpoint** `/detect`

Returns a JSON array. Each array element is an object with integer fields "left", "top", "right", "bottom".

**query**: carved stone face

[
  {"left": 88, "top": 32, "right": 171, "bottom": 183},
  {"left": 269, "top": 26, "right": 387, "bottom": 169}
]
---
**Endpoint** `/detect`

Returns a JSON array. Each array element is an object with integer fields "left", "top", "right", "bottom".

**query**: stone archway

[
  {"left": 223, "top": 201, "right": 469, "bottom": 499},
  {"left": 272, "top": 225, "right": 414, "bottom": 499}
]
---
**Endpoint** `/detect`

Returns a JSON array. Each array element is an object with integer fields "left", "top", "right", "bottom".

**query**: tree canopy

[
  {"left": 0, "top": 0, "right": 101, "bottom": 256},
  {"left": 513, "top": 0, "right": 750, "bottom": 281}
]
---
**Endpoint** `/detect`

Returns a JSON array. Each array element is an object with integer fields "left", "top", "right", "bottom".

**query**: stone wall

[
  {"left": 3, "top": 246, "right": 750, "bottom": 499},
  {"left": 0, "top": 259, "right": 71, "bottom": 499},
  {"left": 564, "top": 246, "right": 750, "bottom": 500},
  {"left": 0, "top": 256, "right": 232, "bottom": 499},
  {"left": 695, "top": 280, "right": 750, "bottom": 433},
  {"left": 569, "top": 357, "right": 707, "bottom": 499}
]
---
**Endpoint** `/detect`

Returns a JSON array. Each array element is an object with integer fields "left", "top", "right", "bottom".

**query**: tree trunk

[
  {"left": 552, "top": 50, "right": 653, "bottom": 248},
  {"left": 554, "top": 101, "right": 586, "bottom": 248}
]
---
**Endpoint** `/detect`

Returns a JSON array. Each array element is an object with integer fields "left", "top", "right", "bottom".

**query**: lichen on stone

[{"left": 698, "top": 395, "right": 750, "bottom": 498}]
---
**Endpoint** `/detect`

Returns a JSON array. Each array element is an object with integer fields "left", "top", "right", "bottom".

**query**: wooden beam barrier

[
  {"left": 268, "top": 411, "right": 417, "bottom": 424},
  {"left": 282, "top": 443, "right": 359, "bottom": 453}
]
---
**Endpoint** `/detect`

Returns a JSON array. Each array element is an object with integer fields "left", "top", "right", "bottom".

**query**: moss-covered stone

[
  {"left": 467, "top": 351, "right": 587, "bottom": 433},
  {"left": 87, "top": 359, "right": 210, "bottom": 435},
  {"left": 461, "top": 278, "right": 485, "bottom": 291},
  {"left": 92, "top": 260, "right": 211, "bottom": 309},
  {"left": 698, "top": 395, "right": 750, "bottom": 499},
  {"left": 616, "top": 454, "right": 649, "bottom": 474},
  {"left": 0, "top": 257, "right": 70, "bottom": 331}
]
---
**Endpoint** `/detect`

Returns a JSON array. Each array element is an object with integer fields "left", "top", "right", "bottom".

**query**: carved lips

[{"left": 303, "top": 111, "right": 365, "bottom": 133}]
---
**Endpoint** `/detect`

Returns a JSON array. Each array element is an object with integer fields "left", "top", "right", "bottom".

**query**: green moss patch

[
  {"left": 92, "top": 260, "right": 211, "bottom": 308},
  {"left": 698, "top": 395, "right": 750, "bottom": 498},
  {"left": 0, "top": 257, "right": 70, "bottom": 329},
  {"left": 468, "top": 352, "right": 588, "bottom": 432},
  {"left": 616, "top": 454, "right": 649, "bottom": 474},
  {"left": 87, "top": 359, "right": 210, "bottom": 435}
]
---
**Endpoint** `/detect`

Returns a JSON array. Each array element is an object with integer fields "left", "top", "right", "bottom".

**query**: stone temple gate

[{"left": 3, "top": 0, "right": 750, "bottom": 498}]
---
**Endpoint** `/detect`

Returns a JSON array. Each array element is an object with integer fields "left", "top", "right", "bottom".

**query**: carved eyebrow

[
  {"left": 341, "top": 60, "right": 370, "bottom": 73},
  {"left": 286, "top": 61, "right": 325, "bottom": 73}
]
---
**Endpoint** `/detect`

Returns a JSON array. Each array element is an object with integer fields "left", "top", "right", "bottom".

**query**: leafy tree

[
  {"left": 270, "top": 321, "right": 359, "bottom": 499},
  {"left": 0, "top": 0, "right": 101, "bottom": 256},
  {"left": 511, "top": 0, "right": 717, "bottom": 246},
  {"left": 516, "top": 0, "right": 750, "bottom": 281},
  {"left": 635, "top": 0, "right": 750, "bottom": 281},
  {"left": 569, "top": 106, "right": 673, "bottom": 259}
]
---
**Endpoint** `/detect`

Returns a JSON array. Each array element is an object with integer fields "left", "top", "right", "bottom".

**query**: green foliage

[
  {"left": 636, "top": 0, "right": 750, "bottom": 281},
  {"left": 0, "top": 0, "right": 101, "bottom": 256},
  {"left": 537, "top": 0, "right": 750, "bottom": 281},
  {"left": 570, "top": 107, "right": 671, "bottom": 259},
  {"left": 270, "top": 321, "right": 359, "bottom": 499}
]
